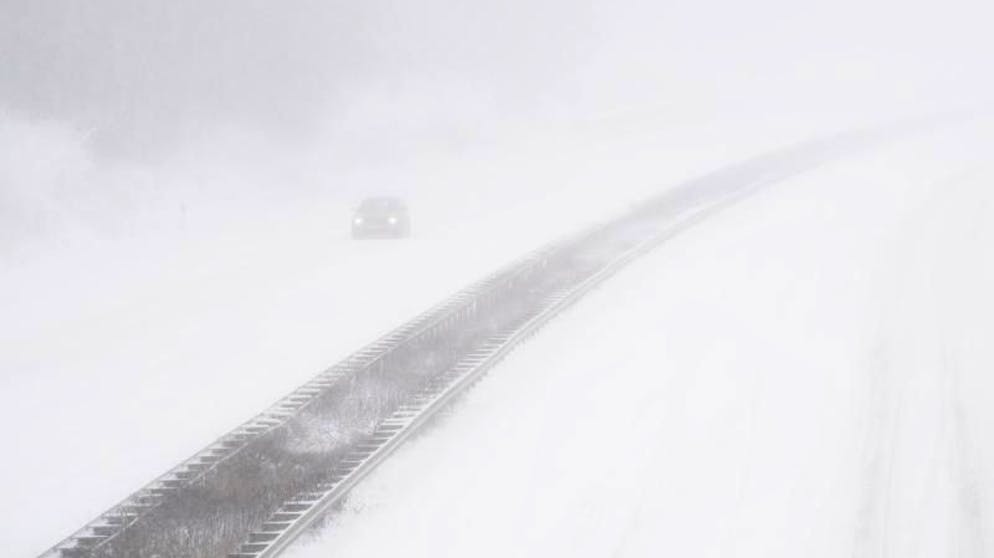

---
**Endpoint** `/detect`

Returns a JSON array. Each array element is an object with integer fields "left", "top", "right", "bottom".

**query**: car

[{"left": 351, "top": 196, "right": 411, "bottom": 239}]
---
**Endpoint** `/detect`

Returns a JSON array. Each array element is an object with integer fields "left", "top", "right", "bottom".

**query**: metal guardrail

[{"left": 41, "top": 247, "right": 569, "bottom": 557}]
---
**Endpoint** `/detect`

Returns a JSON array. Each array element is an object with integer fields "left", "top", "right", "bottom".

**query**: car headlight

[{"left": 388, "top": 216, "right": 398, "bottom": 225}]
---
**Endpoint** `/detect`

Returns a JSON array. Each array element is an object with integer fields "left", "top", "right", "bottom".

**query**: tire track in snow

[
  {"left": 851, "top": 341, "right": 904, "bottom": 558},
  {"left": 851, "top": 166, "right": 990, "bottom": 558},
  {"left": 941, "top": 345, "right": 987, "bottom": 557},
  {"left": 934, "top": 174, "right": 992, "bottom": 557}
]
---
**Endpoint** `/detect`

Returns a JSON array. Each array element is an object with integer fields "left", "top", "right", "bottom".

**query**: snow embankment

[{"left": 283, "top": 119, "right": 994, "bottom": 557}]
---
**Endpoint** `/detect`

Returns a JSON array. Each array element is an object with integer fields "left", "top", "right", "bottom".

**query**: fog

[
  {"left": 3, "top": 0, "right": 993, "bottom": 258},
  {"left": 4, "top": 2, "right": 994, "bottom": 557},
  {"left": 1, "top": 0, "right": 590, "bottom": 155}
]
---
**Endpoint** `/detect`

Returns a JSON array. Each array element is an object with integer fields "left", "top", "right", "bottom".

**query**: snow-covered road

[
  {"left": 2, "top": 115, "right": 831, "bottom": 557},
  {"left": 4, "top": 115, "right": 991, "bottom": 557},
  {"left": 281, "top": 120, "right": 994, "bottom": 558}
]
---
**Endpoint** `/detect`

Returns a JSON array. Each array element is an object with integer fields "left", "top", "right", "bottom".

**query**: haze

[{"left": 3, "top": 2, "right": 994, "bottom": 558}]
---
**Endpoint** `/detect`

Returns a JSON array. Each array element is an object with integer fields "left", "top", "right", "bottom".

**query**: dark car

[{"left": 351, "top": 197, "right": 411, "bottom": 239}]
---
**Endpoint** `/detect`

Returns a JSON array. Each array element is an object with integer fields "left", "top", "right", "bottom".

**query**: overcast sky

[
  {"left": 0, "top": 0, "right": 592, "bottom": 156},
  {"left": 1, "top": 0, "right": 992, "bottom": 159}
]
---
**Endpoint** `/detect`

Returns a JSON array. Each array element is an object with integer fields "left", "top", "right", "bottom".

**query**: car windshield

[{"left": 358, "top": 198, "right": 403, "bottom": 214}]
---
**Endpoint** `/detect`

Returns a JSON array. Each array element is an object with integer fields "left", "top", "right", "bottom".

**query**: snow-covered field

[
  {"left": 4, "top": 1, "right": 993, "bottom": 557},
  {"left": 278, "top": 120, "right": 994, "bottom": 557},
  {"left": 0, "top": 113, "right": 854, "bottom": 557}
]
